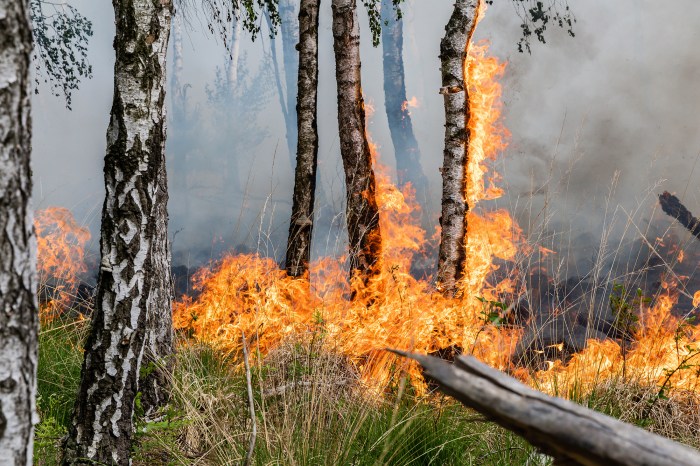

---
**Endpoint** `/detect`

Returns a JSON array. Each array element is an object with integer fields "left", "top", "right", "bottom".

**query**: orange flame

[
  {"left": 36, "top": 207, "right": 90, "bottom": 322},
  {"left": 401, "top": 96, "right": 420, "bottom": 112},
  {"left": 174, "top": 5, "right": 524, "bottom": 393},
  {"left": 171, "top": 3, "right": 700, "bottom": 401}
]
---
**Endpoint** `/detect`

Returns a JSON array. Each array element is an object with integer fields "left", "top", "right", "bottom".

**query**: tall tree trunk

[
  {"left": 436, "top": 0, "right": 478, "bottom": 296},
  {"left": 227, "top": 15, "right": 242, "bottom": 90},
  {"left": 0, "top": 0, "right": 39, "bottom": 463},
  {"left": 170, "top": 0, "right": 188, "bottom": 211},
  {"left": 332, "top": 0, "right": 382, "bottom": 283},
  {"left": 381, "top": 0, "right": 428, "bottom": 216},
  {"left": 279, "top": 0, "right": 299, "bottom": 165},
  {"left": 285, "top": 0, "right": 321, "bottom": 277},
  {"left": 171, "top": 2, "right": 185, "bottom": 122},
  {"left": 62, "top": 1, "right": 173, "bottom": 463}
]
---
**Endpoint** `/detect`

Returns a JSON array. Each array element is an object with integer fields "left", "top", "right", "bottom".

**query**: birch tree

[
  {"left": 436, "top": 0, "right": 478, "bottom": 296},
  {"left": 381, "top": 0, "right": 428, "bottom": 217},
  {"left": 62, "top": 0, "right": 173, "bottom": 463},
  {"left": 285, "top": 0, "right": 321, "bottom": 277},
  {"left": 332, "top": 0, "right": 382, "bottom": 284},
  {"left": 0, "top": 0, "right": 39, "bottom": 462},
  {"left": 279, "top": 0, "right": 299, "bottom": 165}
]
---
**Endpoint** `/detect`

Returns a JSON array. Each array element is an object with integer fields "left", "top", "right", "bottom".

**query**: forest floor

[{"left": 34, "top": 317, "right": 700, "bottom": 466}]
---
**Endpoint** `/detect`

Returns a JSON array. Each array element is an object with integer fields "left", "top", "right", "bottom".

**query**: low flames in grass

[
  {"left": 35, "top": 9, "right": 700, "bottom": 401},
  {"left": 171, "top": 9, "right": 700, "bottom": 397},
  {"left": 173, "top": 10, "right": 525, "bottom": 391},
  {"left": 36, "top": 207, "right": 90, "bottom": 323}
]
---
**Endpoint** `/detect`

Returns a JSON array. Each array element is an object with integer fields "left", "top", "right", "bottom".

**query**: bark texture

[
  {"left": 332, "top": 0, "right": 382, "bottom": 283},
  {"left": 399, "top": 352, "right": 700, "bottom": 466},
  {"left": 62, "top": 1, "right": 173, "bottom": 463},
  {"left": 286, "top": 0, "right": 321, "bottom": 277},
  {"left": 0, "top": 0, "right": 39, "bottom": 463},
  {"left": 381, "top": 0, "right": 428, "bottom": 215},
  {"left": 436, "top": 0, "right": 478, "bottom": 296}
]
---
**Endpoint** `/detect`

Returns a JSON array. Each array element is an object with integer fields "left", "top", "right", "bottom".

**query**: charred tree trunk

[
  {"left": 286, "top": 0, "right": 321, "bottom": 277},
  {"left": 381, "top": 0, "right": 428, "bottom": 215},
  {"left": 436, "top": 0, "right": 479, "bottom": 296},
  {"left": 62, "top": 1, "right": 173, "bottom": 463},
  {"left": 659, "top": 191, "right": 700, "bottom": 242},
  {"left": 0, "top": 0, "right": 39, "bottom": 462},
  {"left": 332, "top": 0, "right": 382, "bottom": 283}
]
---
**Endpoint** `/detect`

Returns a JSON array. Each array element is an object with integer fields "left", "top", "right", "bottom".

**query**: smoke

[{"left": 31, "top": 0, "right": 700, "bottom": 275}]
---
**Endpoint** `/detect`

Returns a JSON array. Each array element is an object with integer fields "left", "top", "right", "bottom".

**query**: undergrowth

[{"left": 34, "top": 319, "right": 700, "bottom": 465}]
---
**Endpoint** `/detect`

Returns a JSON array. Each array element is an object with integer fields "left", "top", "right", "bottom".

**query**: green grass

[
  {"left": 35, "top": 318, "right": 88, "bottom": 465},
  {"left": 34, "top": 320, "right": 700, "bottom": 465}
]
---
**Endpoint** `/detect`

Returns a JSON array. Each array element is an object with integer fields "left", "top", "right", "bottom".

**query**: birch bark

[
  {"left": 437, "top": 0, "right": 478, "bottom": 296},
  {"left": 332, "top": 0, "right": 382, "bottom": 284},
  {"left": 62, "top": 0, "right": 173, "bottom": 463},
  {"left": 0, "top": 0, "right": 39, "bottom": 463},
  {"left": 285, "top": 0, "right": 321, "bottom": 277}
]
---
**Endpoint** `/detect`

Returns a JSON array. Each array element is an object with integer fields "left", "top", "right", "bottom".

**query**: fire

[
  {"left": 174, "top": 3, "right": 523, "bottom": 393},
  {"left": 532, "top": 282, "right": 700, "bottom": 395},
  {"left": 401, "top": 96, "right": 420, "bottom": 112},
  {"left": 171, "top": 2, "right": 700, "bottom": 402},
  {"left": 35, "top": 207, "right": 91, "bottom": 322}
]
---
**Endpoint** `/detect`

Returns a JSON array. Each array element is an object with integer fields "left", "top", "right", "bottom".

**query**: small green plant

[{"left": 476, "top": 296, "right": 507, "bottom": 327}]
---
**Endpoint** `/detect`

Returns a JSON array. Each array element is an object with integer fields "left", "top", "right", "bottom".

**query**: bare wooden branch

[
  {"left": 242, "top": 332, "right": 257, "bottom": 466},
  {"left": 393, "top": 351, "right": 700, "bottom": 466},
  {"left": 659, "top": 191, "right": 700, "bottom": 241}
]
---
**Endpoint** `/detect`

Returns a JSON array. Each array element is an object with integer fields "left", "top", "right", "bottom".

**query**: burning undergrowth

[
  {"left": 36, "top": 207, "right": 92, "bottom": 322},
  {"left": 34, "top": 8, "right": 700, "bottom": 406},
  {"left": 170, "top": 25, "right": 700, "bottom": 399}
]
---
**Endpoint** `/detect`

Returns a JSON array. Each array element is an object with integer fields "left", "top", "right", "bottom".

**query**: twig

[{"left": 242, "top": 332, "right": 256, "bottom": 466}]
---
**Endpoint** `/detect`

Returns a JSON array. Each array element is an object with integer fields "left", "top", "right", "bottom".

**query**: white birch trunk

[
  {"left": 437, "top": 0, "right": 479, "bottom": 296},
  {"left": 62, "top": 0, "right": 173, "bottom": 463},
  {"left": 286, "top": 0, "right": 321, "bottom": 277},
  {"left": 227, "top": 15, "right": 242, "bottom": 90},
  {"left": 0, "top": 1, "right": 39, "bottom": 464}
]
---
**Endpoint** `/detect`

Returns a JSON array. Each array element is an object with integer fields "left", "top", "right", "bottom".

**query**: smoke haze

[{"left": 32, "top": 0, "right": 700, "bottom": 273}]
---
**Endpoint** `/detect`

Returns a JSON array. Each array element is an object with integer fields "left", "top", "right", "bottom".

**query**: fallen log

[
  {"left": 393, "top": 351, "right": 700, "bottom": 466},
  {"left": 659, "top": 191, "right": 700, "bottom": 241}
]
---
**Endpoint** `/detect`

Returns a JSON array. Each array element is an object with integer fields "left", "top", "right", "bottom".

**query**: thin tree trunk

[
  {"left": 436, "top": 0, "right": 478, "bottom": 296},
  {"left": 170, "top": 1, "right": 188, "bottom": 211},
  {"left": 62, "top": 1, "right": 173, "bottom": 463},
  {"left": 286, "top": 0, "right": 321, "bottom": 277},
  {"left": 0, "top": 0, "right": 39, "bottom": 463},
  {"left": 171, "top": 2, "right": 185, "bottom": 121},
  {"left": 332, "top": 0, "right": 382, "bottom": 283},
  {"left": 227, "top": 15, "right": 242, "bottom": 90},
  {"left": 279, "top": 0, "right": 299, "bottom": 165},
  {"left": 381, "top": 0, "right": 428, "bottom": 215}
]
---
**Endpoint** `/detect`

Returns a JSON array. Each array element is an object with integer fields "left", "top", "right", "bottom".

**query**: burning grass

[
  {"left": 33, "top": 320, "right": 700, "bottom": 465},
  {"left": 32, "top": 3, "right": 700, "bottom": 462}
]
